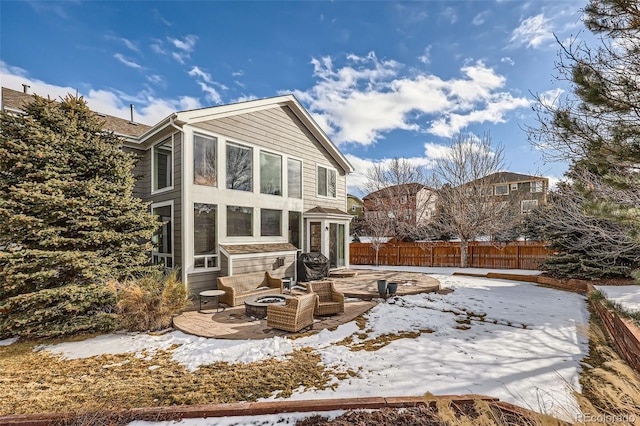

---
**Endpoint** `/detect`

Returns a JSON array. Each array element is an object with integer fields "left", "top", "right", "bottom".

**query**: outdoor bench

[{"left": 217, "top": 271, "right": 283, "bottom": 307}]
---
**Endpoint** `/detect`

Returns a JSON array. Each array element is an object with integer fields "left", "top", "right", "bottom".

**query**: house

[
  {"left": 2, "top": 86, "right": 354, "bottom": 296},
  {"left": 362, "top": 183, "right": 436, "bottom": 228},
  {"left": 472, "top": 171, "right": 548, "bottom": 214},
  {"left": 347, "top": 194, "right": 363, "bottom": 219}
]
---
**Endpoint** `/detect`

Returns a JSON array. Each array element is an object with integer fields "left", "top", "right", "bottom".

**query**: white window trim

[
  {"left": 151, "top": 136, "right": 174, "bottom": 195},
  {"left": 192, "top": 202, "right": 220, "bottom": 272},
  {"left": 286, "top": 156, "right": 304, "bottom": 200},
  {"left": 521, "top": 199, "right": 539, "bottom": 213},
  {"left": 259, "top": 150, "right": 283, "bottom": 197},
  {"left": 260, "top": 208, "right": 283, "bottom": 237},
  {"left": 151, "top": 200, "right": 174, "bottom": 268},
  {"left": 510, "top": 183, "right": 518, "bottom": 191},
  {"left": 193, "top": 132, "right": 218, "bottom": 188},
  {"left": 316, "top": 164, "right": 338, "bottom": 199},
  {"left": 494, "top": 184, "right": 509, "bottom": 196},
  {"left": 226, "top": 205, "right": 254, "bottom": 238},
  {"left": 530, "top": 181, "right": 544, "bottom": 193}
]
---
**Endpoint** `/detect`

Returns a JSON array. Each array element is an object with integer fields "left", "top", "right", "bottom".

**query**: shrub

[{"left": 110, "top": 270, "right": 188, "bottom": 331}]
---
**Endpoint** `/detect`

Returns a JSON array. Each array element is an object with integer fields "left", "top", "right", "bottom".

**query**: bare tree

[
  {"left": 431, "top": 133, "right": 519, "bottom": 267},
  {"left": 362, "top": 158, "right": 436, "bottom": 242}
]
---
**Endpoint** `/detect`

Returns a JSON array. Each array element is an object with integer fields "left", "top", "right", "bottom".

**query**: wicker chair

[
  {"left": 267, "top": 293, "right": 317, "bottom": 332},
  {"left": 307, "top": 280, "right": 345, "bottom": 316}
]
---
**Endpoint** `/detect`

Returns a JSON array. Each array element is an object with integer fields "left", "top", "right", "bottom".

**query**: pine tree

[
  {"left": 528, "top": 0, "right": 640, "bottom": 279},
  {"left": 0, "top": 94, "right": 161, "bottom": 338}
]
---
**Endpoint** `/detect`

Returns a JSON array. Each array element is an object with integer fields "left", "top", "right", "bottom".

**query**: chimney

[
  {"left": 22, "top": 84, "right": 30, "bottom": 94},
  {"left": 129, "top": 104, "right": 135, "bottom": 123}
]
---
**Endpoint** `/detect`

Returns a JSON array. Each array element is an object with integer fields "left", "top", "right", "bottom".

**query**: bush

[{"left": 110, "top": 270, "right": 188, "bottom": 331}]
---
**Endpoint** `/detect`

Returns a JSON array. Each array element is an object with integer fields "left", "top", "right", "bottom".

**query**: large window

[
  {"left": 194, "top": 203, "right": 217, "bottom": 269},
  {"left": 227, "top": 206, "right": 253, "bottom": 236},
  {"left": 521, "top": 199, "right": 539, "bottom": 214},
  {"left": 317, "top": 165, "right": 336, "bottom": 198},
  {"left": 153, "top": 138, "right": 172, "bottom": 191},
  {"left": 226, "top": 142, "right": 253, "bottom": 191},
  {"left": 194, "top": 134, "right": 217, "bottom": 186},
  {"left": 494, "top": 184, "right": 508, "bottom": 196},
  {"left": 287, "top": 158, "right": 302, "bottom": 199},
  {"left": 152, "top": 204, "right": 172, "bottom": 267},
  {"left": 288, "top": 211, "right": 301, "bottom": 248},
  {"left": 260, "top": 152, "right": 282, "bottom": 195},
  {"left": 261, "top": 209, "right": 281, "bottom": 236},
  {"left": 531, "top": 181, "right": 543, "bottom": 193}
]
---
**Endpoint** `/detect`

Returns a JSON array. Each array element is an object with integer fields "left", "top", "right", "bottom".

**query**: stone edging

[{"left": 0, "top": 394, "right": 555, "bottom": 425}]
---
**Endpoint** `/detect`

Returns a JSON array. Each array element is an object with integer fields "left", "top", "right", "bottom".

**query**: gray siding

[
  {"left": 186, "top": 271, "right": 220, "bottom": 296},
  {"left": 123, "top": 146, "right": 150, "bottom": 201},
  {"left": 231, "top": 254, "right": 296, "bottom": 278},
  {"left": 192, "top": 106, "right": 347, "bottom": 212}
]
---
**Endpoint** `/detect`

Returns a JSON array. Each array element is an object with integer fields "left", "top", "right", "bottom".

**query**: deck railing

[{"left": 349, "top": 241, "right": 551, "bottom": 270}]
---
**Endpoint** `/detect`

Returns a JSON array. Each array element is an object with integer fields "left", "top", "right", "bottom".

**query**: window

[
  {"left": 288, "top": 211, "right": 301, "bottom": 248},
  {"left": 194, "top": 134, "right": 217, "bottom": 186},
  {"left": 401, "top": 195, "right": 408, "bottom": 204},
  {"left": 510, "top": 183, "right": 518, "bottom": 191},
  {"left": 317, "top": 165, "right": 336, "bottom": 197},
  {"left": 310, "top": 222, "right": 321, "bottom": 252},
  {"left": 351, "top": 205, "right": 357, "bottom": 212},
  {"left": 287, "top": 158, "right": 302, "bottom": 199},
  {"left": 152, "top": 204, "right": 172, "bottom": 267},
  {"left": 531, "top": 181, "right": 543, "bottom": 193},
  {"left": 153, "top": 138, "right": 172, "bottom": 191},
  {"left": 521, "top": 199, "right": 539, "bottom": 213},
  {"left": 227, "top": 206, "right": 253, "bottom": 236},
  {"left": 261, "top": 209, "right": 281, "bottom": 236},
  {"left": 494, "top": 184, "right": 509, "bottom": 196},
  {"left": 194, "top": 203, "right": 217, "bottom": 269},
  {"left": 226, "top": 142, "right": 253, "bottom": 191},
  {"left": 260, "top": 152, "right": 282, "bottom": 195}
]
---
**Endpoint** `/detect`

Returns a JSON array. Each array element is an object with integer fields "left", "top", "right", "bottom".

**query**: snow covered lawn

[
  {"left": 5, "top": 269, "right": 590, "bottom": 421},
  {"left": 594, "top": 285, "right": 640, "bottom": 313}
]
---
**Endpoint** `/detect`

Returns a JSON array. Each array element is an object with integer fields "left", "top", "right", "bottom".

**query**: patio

[{"left": 172, "top": 270, "right": 440, "bottom": 339}]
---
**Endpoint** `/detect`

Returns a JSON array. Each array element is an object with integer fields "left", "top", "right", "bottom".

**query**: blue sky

[{"left": 1, "top": 1, "right": 591, "bottom": 195}]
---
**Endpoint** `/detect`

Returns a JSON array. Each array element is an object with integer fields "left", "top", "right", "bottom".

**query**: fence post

[{"left": 517, "top": 245, "right": 521, "bottom": 269}]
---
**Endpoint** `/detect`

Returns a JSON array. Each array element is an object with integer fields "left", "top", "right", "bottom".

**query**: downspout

[{"left": 169, "top": 115, "right": 188, "bottom": 287}]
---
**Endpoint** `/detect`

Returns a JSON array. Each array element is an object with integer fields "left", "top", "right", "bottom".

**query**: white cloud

[
  {"left": 441, "top": 7, "right": 458, "bottom": 24},
  {"left": 197, "top": 82, "right": 222, "bottom": 104},
  {"left": 120, "top": 38, "right": 139, "bottom": 53},
  {"left": 146, "top": 74, "right": 164, "bottom": 85},
  {"left": 345, "top": 153, "right": 434, "bottom": 195},
  {"left": 510, "top": 14, "right": 555, "bottom": 49},
  {"left": 472, "top": 11, "right": 489, "bottom": 26},
  {"left": 168, "top": 35, "right": 197, "bottom": 52},
  {"left": 537, "top": 88, "right": 564, "bottom": 108},
  {"left": 295, "top": 54, "right": 530, "bottom": 145},
  {"left": 501, "top": 57, "right": 515, "bottom": 66},
  {"left": 172, "top": 52, "right": 188, "bottom": 64},
  {"left": 188, "top": 66, "right": 213, "bottom": 83},
  {"left": 0, "top": 60, "right": 201, "bottom": 125},
  {"left": 418, "top": 45, "right": 432, "bottom": 65},
  {"left": 113, "top": 53, "right": 143, "bottom": 70},
  {"left": 150, "top": 41, "right": 166, "bottom": 55}
]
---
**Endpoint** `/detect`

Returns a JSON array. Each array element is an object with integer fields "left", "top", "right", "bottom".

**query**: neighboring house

[
  {"left": 362, "top": 183, "right": 436, "bottom": 228},
  {"left": 471, "top": 171, "right": 549, "bottom": 214},
  {"left": 346, "top": 194, "right": 363, "bottom": 237},
  {"left": 2, "top": 86, "right": 354, "bottom": 296}
]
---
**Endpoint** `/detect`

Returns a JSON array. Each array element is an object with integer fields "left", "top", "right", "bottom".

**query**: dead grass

[{"left": 0, "top": 341, "right": 334, "bottom": 415}]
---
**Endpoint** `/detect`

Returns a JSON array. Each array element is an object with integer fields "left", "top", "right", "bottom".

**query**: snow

[
  {"left": 0, "top": 337, "right": 18, "bottom": 346},
  {"left": 595, "top": 285, "right": 640, "bottom": 313},
  {"left": 17, "top": 268, "right": 589, "bottom": 422},
  {"left": 130, "top": 410, "right": 347, "bottom": 426}
]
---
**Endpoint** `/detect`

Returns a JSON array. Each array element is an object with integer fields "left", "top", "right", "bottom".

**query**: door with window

[{"left": 329, "top": 223, "right": 345, "bottom": 268}]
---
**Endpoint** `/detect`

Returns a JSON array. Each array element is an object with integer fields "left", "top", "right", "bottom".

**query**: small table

[
  {"left": 282, "top": 277, "right": 293, "bottom": 294},
  {"left": 199, "top": 289, "right": 226, "bottom": 313}
]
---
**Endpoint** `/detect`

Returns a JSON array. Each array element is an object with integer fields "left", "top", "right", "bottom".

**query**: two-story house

[
  {"left": 2, "top": 86, "right": 354, "bottom": 295},
  {"left": 362, "top": 183, "right": 437, "bottom": 229},
  {"left": 474, "top": 171, "right": 548, "bottom": 214}
]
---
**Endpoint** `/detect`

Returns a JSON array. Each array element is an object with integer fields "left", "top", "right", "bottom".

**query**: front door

[{"left": 329, "top": 223, "right": 345, "bottom": 268}]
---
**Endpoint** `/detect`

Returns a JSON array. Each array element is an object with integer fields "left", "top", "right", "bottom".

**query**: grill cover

[{"left": 297, "top": 252, "right": 329, "bottom": 282}]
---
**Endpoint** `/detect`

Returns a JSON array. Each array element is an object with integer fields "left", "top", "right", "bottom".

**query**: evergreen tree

[
  {"left": 529, "top": 0, "right": 640, "bottom": 279},
  {"left": 0, "top": 94, "right": 160, "bottom": 338}
]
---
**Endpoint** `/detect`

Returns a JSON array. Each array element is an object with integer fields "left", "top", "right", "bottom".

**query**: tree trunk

[{"left": 460, "top": 239, "right": 469, "bottom": 268}]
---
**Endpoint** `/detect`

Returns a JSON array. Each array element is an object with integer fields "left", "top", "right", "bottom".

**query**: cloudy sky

[{"left": 1, "top": 1, "right": 591, "bottom": 194}]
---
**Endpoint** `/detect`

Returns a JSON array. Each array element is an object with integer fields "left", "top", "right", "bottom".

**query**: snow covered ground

[
  {"left": 595, "top": 285, "right": 640, "bottom": 313},
  {"left": 2, "top": 268, "right": 590, "bottom": 424}
]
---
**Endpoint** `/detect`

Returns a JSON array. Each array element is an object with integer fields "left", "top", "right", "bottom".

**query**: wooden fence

[{"left": 349, "top": 241, "right": 551, "bottom": 270}]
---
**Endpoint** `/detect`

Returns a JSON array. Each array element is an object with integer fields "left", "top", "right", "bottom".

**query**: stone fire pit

[{"left": 244, "top": 294, "right": 291, "bottom": 318}]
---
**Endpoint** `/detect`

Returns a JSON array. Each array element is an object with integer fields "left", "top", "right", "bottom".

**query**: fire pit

[{"left": 244, "top": 294, "right": 291, "bottom": 318}]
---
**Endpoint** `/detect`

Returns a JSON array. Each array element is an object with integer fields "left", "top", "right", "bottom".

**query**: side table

[
  {"left": 199, "top": 289, "right": 226, "bottom": 313},
  {"left": 282, "top": 277, "right": 293, "bottom": 294}
]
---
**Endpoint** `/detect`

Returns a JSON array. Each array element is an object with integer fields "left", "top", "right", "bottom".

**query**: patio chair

[
  {"left": 307, "top": 280, "right": 345, "bottom": 316},
  {"left": 267, "top": 293, "right": 317, "bottom": 333}
]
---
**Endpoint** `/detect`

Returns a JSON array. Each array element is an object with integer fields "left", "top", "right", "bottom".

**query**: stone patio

[{"left": 172, "top": 269, "right": 440, "bottom": 339}]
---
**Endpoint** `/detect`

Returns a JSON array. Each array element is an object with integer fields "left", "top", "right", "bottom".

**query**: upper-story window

[
  {"left": 153, "top": 138, "right": 172, "bottom": 191},
  {"left": 194, "top": 134, "right": 217, "bottom": 186},
  {"left": 226, "top": 142, "right": 253, "bottom": 191},
  {"left": 317, "top": 165, "right": 336, "bottom": 198},
  {"left": 287, "top": 158, "right": 302, "bottom": 199},
  {"left": 510, "top": 183, "right": 518, "bottom": 191},
  {"left": 531, "top": 181, "right": 544, "bottom": 193},
  {"left": 260, "top": 152, "right": 282, "bottom": 195},
  {"left": 494, "top": 184, "right": 509, "bottom": 196}
]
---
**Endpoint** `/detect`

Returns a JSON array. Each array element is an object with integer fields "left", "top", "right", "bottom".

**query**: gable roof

[
  {"left": 363, "top": 183, "right": 433, "bottom": 200},
  {"left": 477, "top": 171, "right": 548, "bottom": 184},
  {"left": 1, "top": 87, "right": 151, "bottom": 139}
]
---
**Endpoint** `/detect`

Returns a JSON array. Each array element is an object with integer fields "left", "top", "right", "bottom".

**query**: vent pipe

[
  {"left": 130, "top": 104, "right": 135, "bottom": 123},
  {"left": 22, "top": 84, "right": 30, "bottom": 94}
]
